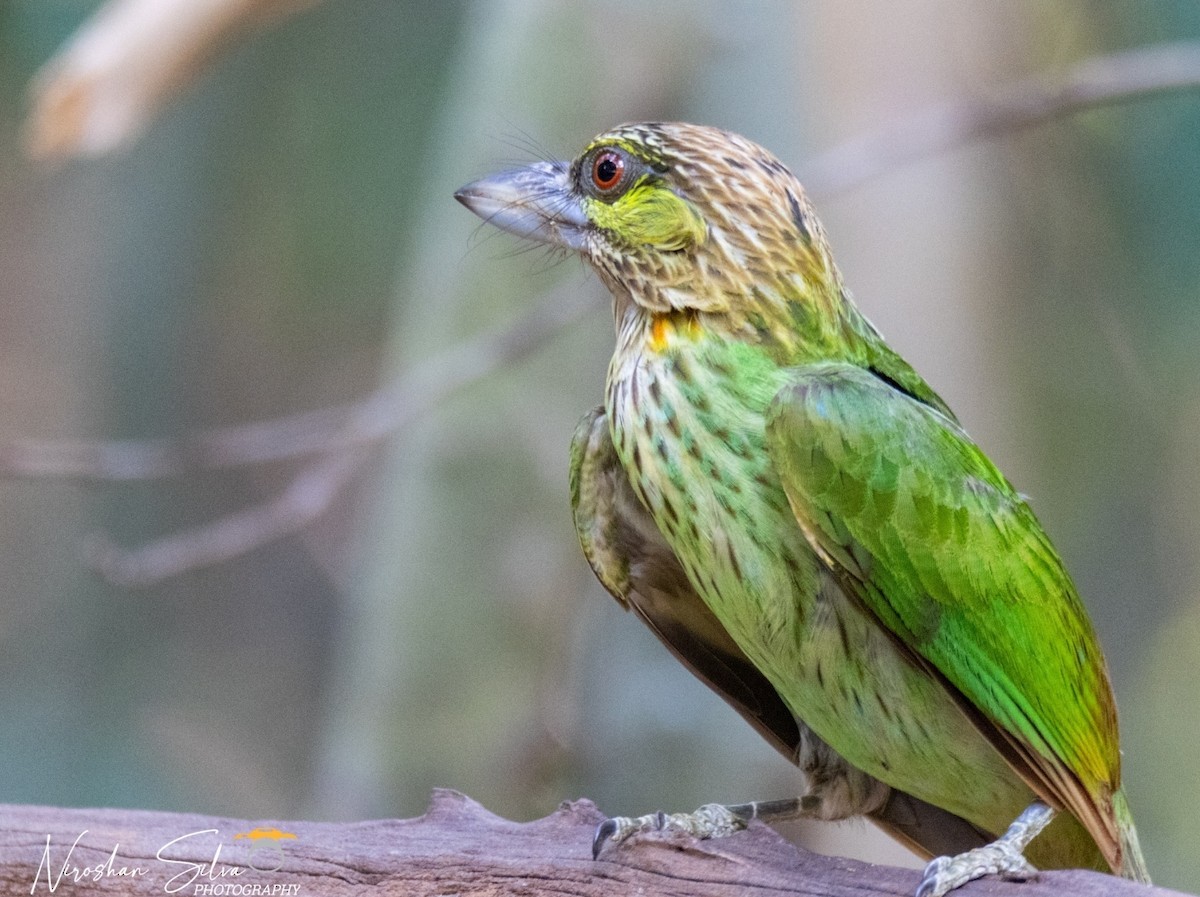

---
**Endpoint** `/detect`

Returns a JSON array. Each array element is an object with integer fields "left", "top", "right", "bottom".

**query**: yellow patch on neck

[{"left": 648, "top": 311, "right": 701, "bottom": 353}]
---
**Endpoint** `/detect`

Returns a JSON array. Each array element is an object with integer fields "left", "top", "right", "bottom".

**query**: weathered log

[{"left": 0, "top": 789, "right": 1186, "bottom": 896}]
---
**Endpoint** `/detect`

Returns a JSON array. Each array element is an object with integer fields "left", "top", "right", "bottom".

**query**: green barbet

[{"left": 454, "top": 122, "right": 1149, "bottom": 896}]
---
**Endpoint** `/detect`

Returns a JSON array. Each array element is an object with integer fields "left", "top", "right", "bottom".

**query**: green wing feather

[{"left": 764, "top": 361, "right": 1122, "bottom": 864}]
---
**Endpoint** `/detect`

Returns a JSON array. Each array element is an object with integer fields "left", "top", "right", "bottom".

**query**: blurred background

[{"left": 0, "top": 0, "right": 1197, "bottom": 890}]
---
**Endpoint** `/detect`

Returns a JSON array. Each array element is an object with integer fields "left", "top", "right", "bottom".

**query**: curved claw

[
  {"left": 915, "top": 858, "right": 950, "bottom": 897},
  {"left": 592, "top": 818, "right": 619, "bottom": 859},
  {"left": 592, "top": 811, "right": 667, "bottom": 859}
]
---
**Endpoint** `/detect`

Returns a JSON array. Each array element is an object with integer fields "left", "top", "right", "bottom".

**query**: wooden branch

[{"left": 0, "top": 790, "right": 1185, "bottom": 897}]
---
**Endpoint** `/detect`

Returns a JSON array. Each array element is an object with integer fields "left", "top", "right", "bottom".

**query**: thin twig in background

[
  {"left": 82, "top": 451, "right": 363, "bottom": 588},
  {"left": 75, "top": 279, "right": 603, "bottom": 586},
  {"left": 0, "top": 277, "right": 600, "bottom": 482},
  {"left": 801, "top": 41, "right": 1200, "bottom": 196},
  {"left": 11, "top": 40, "right": 1200, "bottom": 584}
]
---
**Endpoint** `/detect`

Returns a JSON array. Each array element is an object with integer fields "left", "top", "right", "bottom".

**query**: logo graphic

[
  {"left": 231, "top": 828, "right": 298, "bottom": 874},
  {"left": 233, "top": 829, "right": 298, "bottom": 843},
  {"left": 31, "top": 826, "right": 303, "bottom": 894}
]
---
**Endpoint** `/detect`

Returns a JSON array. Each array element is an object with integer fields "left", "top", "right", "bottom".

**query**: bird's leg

[
  {"left": 915, "top": 801, "right": 1054, "bottom": 897},
  {"left": 592, "top": 797, "right": 815, "bottom": 858},
  {"left": 593, "top": 749, "right": 890, "bottom": 858}
]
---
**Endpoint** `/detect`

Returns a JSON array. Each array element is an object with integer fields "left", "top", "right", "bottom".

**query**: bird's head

[{"left": 456, "top": 122, "right": 840, "bottom": 330}]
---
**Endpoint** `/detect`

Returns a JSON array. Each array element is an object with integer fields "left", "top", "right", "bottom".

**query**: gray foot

[
  {"left": 592, "top": 803, "right": 745, "bottom": 858},
  {"left": 591, "top": 797, "right": 813, "bottom": 859},
  {"left": 915, "top": 801, "right": 1055, "bottom": 897}
]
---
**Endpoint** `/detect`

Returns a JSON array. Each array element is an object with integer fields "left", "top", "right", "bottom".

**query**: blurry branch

[
  {"left": 0, "top": 279, "right": 597, "bottom": 481},
  {"left": 59, "top": 280, "right": 596, "bottom": 587},
  {"left": 11, "top": 40, "right": 1200, "bottom": 584},
  {"left": 25, "top": 0, "right": 319, "bottom": 160},
  {"left": 82, "top": 452, "right": 363, "bottom": 588},
  {"left": 802, "top": 41, "right": 1200, "bottom": 196}
]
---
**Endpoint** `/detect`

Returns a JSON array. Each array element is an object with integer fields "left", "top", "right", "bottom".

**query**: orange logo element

[{"left": 233, "top": 827, "right": 298, "bottom": 842}]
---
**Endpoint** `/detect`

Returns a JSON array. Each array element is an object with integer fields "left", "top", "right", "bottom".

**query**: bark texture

[{"left": 0, "top": 789, "right": 1186, "bottom": 896}]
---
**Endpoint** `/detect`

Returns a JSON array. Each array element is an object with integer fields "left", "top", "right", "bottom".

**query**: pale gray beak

[{"left": 454, "top": 161, "right": 589, "bottom": 251}]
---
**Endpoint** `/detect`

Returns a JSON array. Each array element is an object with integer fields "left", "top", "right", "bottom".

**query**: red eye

[{"left": 591, "top": 150, "right": 625, "bottom": 192}]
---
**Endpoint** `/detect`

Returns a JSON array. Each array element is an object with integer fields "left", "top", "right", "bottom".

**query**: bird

[{"left": 454, "top": 121, "right": 1150, "bottom": 897}]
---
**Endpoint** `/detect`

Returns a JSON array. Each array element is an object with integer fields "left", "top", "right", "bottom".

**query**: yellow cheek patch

[{"left": 585, "top": 182, "right": 707, "bottom": 251}]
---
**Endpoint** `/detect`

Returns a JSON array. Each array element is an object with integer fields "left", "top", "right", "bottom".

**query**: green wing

[
  {"left": 570, "top": 404, "right": 995, "bottom": 859},
  {"left": 764, "top": 361, "right": 1121, "bottom": 864}
]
